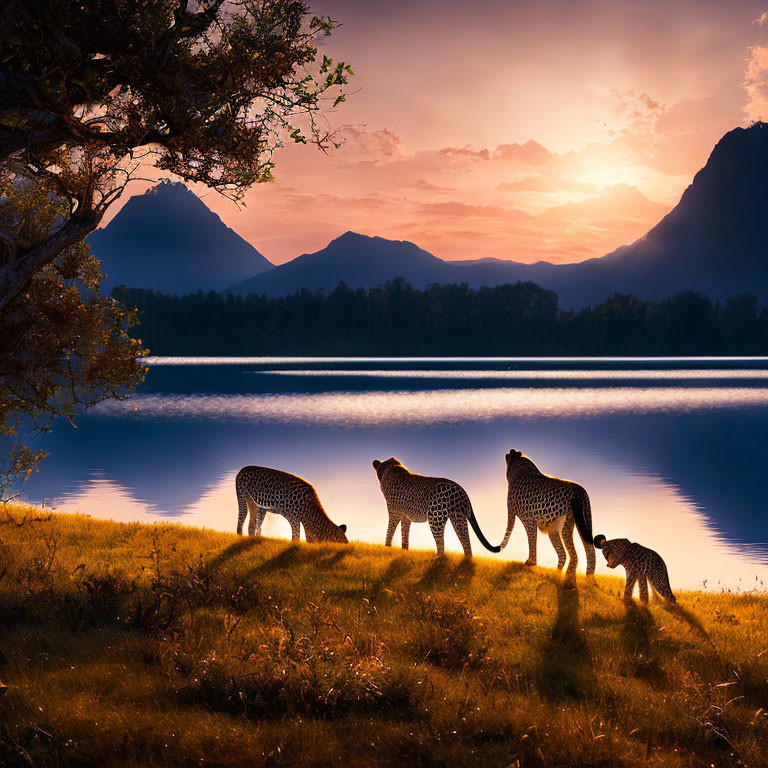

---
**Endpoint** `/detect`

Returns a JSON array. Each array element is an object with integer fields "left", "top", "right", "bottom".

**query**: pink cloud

[{"left": 744, "top": 44, "right": 768, "bottom": 121}]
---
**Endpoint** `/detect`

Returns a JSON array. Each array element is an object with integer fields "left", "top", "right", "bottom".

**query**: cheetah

[
  {"left": 502, "top": 449, "right": 596, "bottom": 574},
  {"left": 594, "top": 534, "right": 676, "bottom": 603},
  {"left": 235, "top": 466, "right": 348, "bottom": 544},
  {"left": 372, "top": 457, "right": 500, "bottom": 558}
]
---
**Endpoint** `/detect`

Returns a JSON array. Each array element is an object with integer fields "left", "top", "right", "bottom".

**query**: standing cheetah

[
  {"left": 372, "top": 457, "right": 501, "bottom": 558},
  {"left": 594, "top": 534, "right": 676, "bottom": 603},
  {"left": 502, "top": 449, "right": 596, "bottom": 574},
  {"left": 235, "top": 466, "right": 348, "bottom": 544}
]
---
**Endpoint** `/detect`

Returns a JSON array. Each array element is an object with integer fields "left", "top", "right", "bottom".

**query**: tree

[
  {"left": 1, "top": 177, "right": 145, "bottom": 497},
  {"left": 0, "top": 0, "right": 352, "bottom": 313},
  {"left": 0, "top": 0, "right": 350, "bottom": 494}
]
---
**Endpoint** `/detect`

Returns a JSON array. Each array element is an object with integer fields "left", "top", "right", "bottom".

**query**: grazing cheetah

[
  {"left": 235, "top": 466, "right": 348, "bottom": 544},
  {"left": 502, "top": 449, "right": 596, "bottom": 574},
  {"left": 594, "top": 535, "right": 676, "bottom": 604},
  {"left": 372, "top": 457, "right": 500, "bottom": 557}
]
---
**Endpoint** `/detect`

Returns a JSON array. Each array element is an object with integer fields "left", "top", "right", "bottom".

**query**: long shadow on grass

[
  {"left": 620, "top": 602, "right": 666, "bottom": 683},
  {"left": 535, "top": 577, "right": 595, "bottom": 702},
  {"left": 333, "top": 556, "right": 415, "bottom": 601},
  {"left": 255, "top": 543, "right": 349, "bottom": 575},
  {"left": 662, "top": 602, "right": 714, "bottom": 646},
  {"left": 209, "top": 536, "right": 266, "bottom": 568},
  {"left": 490, "top": 561, "right": 527, "bottom": 590},
  {"left": 418, "top": 557, "right": 475, "bottom": 591},
  {"left": 369, "top": 556, "right": 413, "bottom": 593}
]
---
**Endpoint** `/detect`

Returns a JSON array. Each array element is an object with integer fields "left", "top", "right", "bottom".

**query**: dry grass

[{"left": 0, "top": 507, "right": 766, "bottom": 767}]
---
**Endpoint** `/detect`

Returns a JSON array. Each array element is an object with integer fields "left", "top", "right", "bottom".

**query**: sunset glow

[{"left": 102, "top": 0, "right": 768, "bottom": 267}]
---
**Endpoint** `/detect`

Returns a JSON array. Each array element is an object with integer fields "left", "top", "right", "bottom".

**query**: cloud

[
  {"left": 406, "top": 177, "right": 456, "bottom": 194},
  {"left": 496, "top": 176, "right": 597, "bottom": 194},
  {"left": 494, "top": 141, "right": 555, "bottom": 165},
  {"left": 744, "top": 44, "right": 768, "bottom": 121},
  {"left": 418, "top": 201, "right": 529, "bottom": 220},
  {"left": 335, "top": 126, "right": 414, "bottom": 166}
]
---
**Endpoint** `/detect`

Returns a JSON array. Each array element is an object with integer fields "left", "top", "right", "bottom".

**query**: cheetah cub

[{"left": 594, "top": 535, "right": 676, "bottom": 604}]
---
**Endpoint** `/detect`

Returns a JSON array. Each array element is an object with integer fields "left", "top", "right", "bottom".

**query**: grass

[{"left": 0, "top": 507, "right": 766, "bottom": 767}]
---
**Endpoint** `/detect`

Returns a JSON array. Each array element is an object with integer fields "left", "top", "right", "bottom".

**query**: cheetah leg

[
  {"left": 624, "top": 572, "right": 638, "bottom": 602},
  {"left": 429, "top": 515, "right": 447, "bottom": 557},
  {"left": 450, "top": 515, "right": 472, "bottom": 558},
  {"left": 562, "top": 515, "right": 578, "bottom": 573},
  {"left": 523, "top": 520, "right": 538, "bottom": 566},
  {"left": 585, "top": 536, "right": 596, "bottom": 577},
  {"left": 401, "top": 518, "right": 411, "bottom": 550},
  {"left": 638, "top": 575, "right": 649, "bottom": 604},
  {"left": 548, "top": 530, "right": 566, "bottom": 570},
  {"left": 236, "top": 488, "right": 249, "bottom": 535},
  {"left": 385, "top": 514, "right": 400, "bottom": 547},
  {"left": 247, "top": 500, "right": 267, "bottom": 536}
]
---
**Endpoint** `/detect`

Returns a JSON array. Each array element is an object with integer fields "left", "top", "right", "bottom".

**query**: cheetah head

[
  {"left": 372, "top": 457, "right": 402, "bottom": 481},
  {"left": 505, "top": 449, "right": 524, "bottom": 477},
  {"left": 334, "top": 523, "right": 349, "bottom": 544},
  {"left": 594, "top": 535, "right": 630, "bottom": 568}
]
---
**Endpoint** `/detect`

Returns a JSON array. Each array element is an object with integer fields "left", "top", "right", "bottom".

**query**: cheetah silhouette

[
  {"left": 372, "top": 457, "right": 500, "bottom": 558},
  {"left": 235, "top": 466, "right": 348, "bottom": 544},
  {"left": 595, "top": 534, "right": 676, "bottom": 603},
  {"left": 502, "top": 449, "right": 596, "bottom": 574}
]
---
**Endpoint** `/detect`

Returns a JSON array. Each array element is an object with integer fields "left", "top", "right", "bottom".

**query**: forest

[{"left": 114, "top": 279, "right": 768, "bottom": 356}]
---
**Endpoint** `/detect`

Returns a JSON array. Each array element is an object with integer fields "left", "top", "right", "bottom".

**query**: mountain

[
  {"left": 227, "top": 231, "right": 448, "bottom": 296},
  {"left": 89, "top": 181, "right": 272, "bottom": 294},
  {"left": 562, "top": 122, "right": 768, "bottom": 305},
  {"left": 226, "top": 124, "right": 768, "bottom": 308}
]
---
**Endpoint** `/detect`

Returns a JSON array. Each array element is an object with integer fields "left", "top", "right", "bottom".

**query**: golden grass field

[{"left": 0, "top": 507, "right": 766, "bottom": 767}]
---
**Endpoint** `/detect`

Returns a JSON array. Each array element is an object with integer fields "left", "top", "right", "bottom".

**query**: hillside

[
  {"left": 227, "top": 124, "right": 768, "bottom": 308},
  {"left": 1, "top": 510, "right": 766, "bottom": 767},
  {"left": 89, "top": 181, "right": 273, "bottom": 294}
]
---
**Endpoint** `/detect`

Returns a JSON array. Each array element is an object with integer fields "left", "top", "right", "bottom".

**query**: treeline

[{"left": 114, "top": 280, "right": 768, "bottom": 356}]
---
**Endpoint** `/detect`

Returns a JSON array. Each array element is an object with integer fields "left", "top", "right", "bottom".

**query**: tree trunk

[{"left": 0, "top": 210, "right": 104, "bottom": 314}]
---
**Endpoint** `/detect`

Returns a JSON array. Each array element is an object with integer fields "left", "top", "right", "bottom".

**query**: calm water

[{"left": 20, "top": 357, "right": 768, "bottom": 591}]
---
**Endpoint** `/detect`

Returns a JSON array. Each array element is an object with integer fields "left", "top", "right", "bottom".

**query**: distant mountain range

[
  {"left": 229, "top": 124, "right": 768, "bottom": 307},
  {"left": 92, "top": 124, "right": 768, "bottom": 307},
  {"left": 88, "top": 181, "right": 272, "bottom": 294}
]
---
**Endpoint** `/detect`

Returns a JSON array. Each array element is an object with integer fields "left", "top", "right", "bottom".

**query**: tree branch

[{"left": 0, "top": 208, "right": 104, "bottom": 313}]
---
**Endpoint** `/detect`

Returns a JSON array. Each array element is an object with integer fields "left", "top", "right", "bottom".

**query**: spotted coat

[
  {"left": 595, "top": 535, "right": 676, "bottom": 603},
  {"left": 502, "top": 450, "right": 596, "bottom": 574},
  {"left": 372, "top": 457, "right": 500, "bottom": 557},
  {"left": 235, "top": 466, "right": 348, "bottom": 543}
]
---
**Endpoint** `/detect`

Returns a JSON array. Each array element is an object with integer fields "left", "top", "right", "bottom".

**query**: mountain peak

[
  {"left": 144, "top": 180, "right": 193, "bottom": 196},
  {"left": 333, "top": 230, "right": 373, "bottom": 243},
  {"left": 88, "top": 184, "right": 273, "bottom": 294}
]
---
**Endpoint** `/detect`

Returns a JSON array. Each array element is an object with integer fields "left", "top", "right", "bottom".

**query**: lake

[{"left": 20, "top": 356, "right": 768, "bottom": 591}]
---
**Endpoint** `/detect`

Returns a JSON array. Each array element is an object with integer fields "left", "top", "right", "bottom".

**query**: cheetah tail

[
  {"left": 468, "top": 508, "right": 502, "bottom": 553},
  {"left": 499, "top": 514, "right": 516, "bottom": 551},
  {"left": 236, "top": 484, "right": 249, "bottom": 536},
  {"left": 649, "top": 561, "right": 677, "bottom": 603},
  {"left": 571, "top": 494, "right": 593, "bottom": 551}
]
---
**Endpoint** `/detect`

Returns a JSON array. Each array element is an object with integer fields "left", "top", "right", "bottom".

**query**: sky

[{"left": 111, "top": 0, "right": 768, "bottom": 266}]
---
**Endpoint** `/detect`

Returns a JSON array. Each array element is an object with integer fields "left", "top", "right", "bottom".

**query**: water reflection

[{"left": 20, "top": 359, "right": 768, "bottom": 591}]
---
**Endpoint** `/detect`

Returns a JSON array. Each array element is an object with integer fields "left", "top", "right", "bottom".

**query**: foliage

[
  {"left": 0, "top": 0, "right": 351, "bottom": 310},
  {"left": 0, "top": 510, "right": 766, "bottom": 767},
  {"left": 0, "top": 180, "right": 145, "bottom": 497},
  {"left": 115, "top": 281, "right": 768, "bottom": 356}
]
